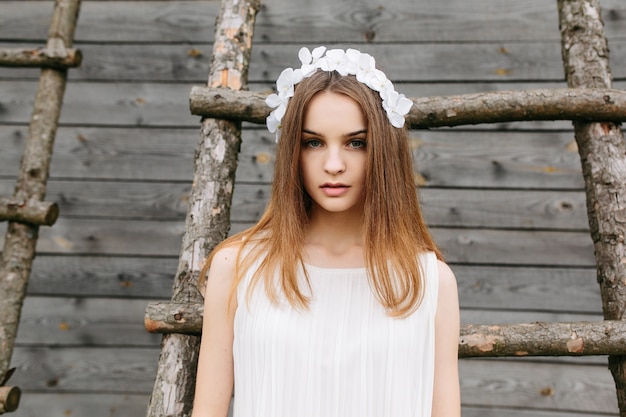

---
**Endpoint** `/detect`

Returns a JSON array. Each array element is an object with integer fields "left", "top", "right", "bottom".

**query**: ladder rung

[
  {"left": 0, "top": 386, "right": 21, "bottom": 414},
  {"left": 189, "top": 86, "right": 626, "bottom": 129},
  {"left": 0, "top": 47, "right": 82, "bottom": 69},
  {"left": 0, "top": 198, "right": 59, "bottom": 226},
  {"left": 145, "top": 300, "right": 626, "bottom": 357}
]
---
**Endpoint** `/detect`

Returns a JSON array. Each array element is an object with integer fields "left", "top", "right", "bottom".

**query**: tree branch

[
  {"left": 0, "top": 0, "right": 81, "bottom": 388},
  {"left": 189, "top": 86, "right": 626, "bottom": 128},
  {"left": 0, "top": 386, "right": 20, "bottom": 414},
  {"left": 0, "top": 198, "right": 59, "bottom": 226},
  {"left": 0, "top": 48, "right": 82, "bottom": 69},
  {"left": 145, "top": 301, "right": 626, "bottom": 357},
  {"left": 559, "top": 0, "right": 626, "bottom": 413},
  {"left": 459, "top": 321, "right": 626, "bottom": 357},
  {"left": 145, "top": 1, "right": 261, "bottom": 416}
]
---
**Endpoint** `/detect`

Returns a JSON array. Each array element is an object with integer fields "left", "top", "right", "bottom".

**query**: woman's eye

[
  {"left": 348, "top": 139, "right": 366, "bottom": 149},
  {"left": 304, "top": 139, "right": 322, "bottom": 148}
]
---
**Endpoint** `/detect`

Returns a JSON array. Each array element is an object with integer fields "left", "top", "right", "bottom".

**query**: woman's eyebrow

[
  {"left": 302, "top": 129, "right": 367, "bottom": 137},
  {"left": 302, "top": 128, "right": 322, "bottom": 136},
  {"left": 346, "top": 129, "right": 367, "bottom": 137}
]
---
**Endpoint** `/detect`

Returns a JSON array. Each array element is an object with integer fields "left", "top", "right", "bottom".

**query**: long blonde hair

[{"left": 202, "top": 71, "right": 442, "bottom": 317}]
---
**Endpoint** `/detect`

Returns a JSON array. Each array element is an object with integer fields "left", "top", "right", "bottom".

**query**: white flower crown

[{"left": 265, "top": 46, "right": 413, "bottom": 142}]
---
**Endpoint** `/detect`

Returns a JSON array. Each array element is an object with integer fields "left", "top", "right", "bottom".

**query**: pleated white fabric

[{"left": 232, "top": 252, "right": 439, "bottom": 417}]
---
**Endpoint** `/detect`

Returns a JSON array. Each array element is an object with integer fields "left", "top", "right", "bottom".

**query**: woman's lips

[{"left": 320, "top": 183, "right": 350, "bottom": 197}]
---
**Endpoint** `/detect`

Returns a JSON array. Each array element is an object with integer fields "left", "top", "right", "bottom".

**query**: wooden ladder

[
  {"left": 0, "top": 0, "right": 82, "bottom": 413},
  {"left": 145, "top": 0, "right": 626, "bottom": 415}
]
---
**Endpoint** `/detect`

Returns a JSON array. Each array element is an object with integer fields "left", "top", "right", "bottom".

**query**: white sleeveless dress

[{"left": 232, "top": 252, "right": 439, "bottom": 417}]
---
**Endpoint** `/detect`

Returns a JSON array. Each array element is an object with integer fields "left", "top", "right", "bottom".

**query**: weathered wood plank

[
  {"left": 16, "top": 297, "right": 162, "bottom": 346},
  {"left": 454, "top": 265, "right": 600, "bottom": 314},
  {"left": 16, "top": 393, "right": 151, "bottom": 417},
  {"left": 22, "top": 255, "right": 600, "bottom": 315},
  {"left": 0, "top": 125, "right": 587, "bottom": 189},
  {"left": 248, "top": 0, "right": 626, "bottom": 44},
  {"left": 435, "top": 227, "right": 594, "bottom": 266},
  {"left": 462, "top": 406, "right": 617, "bottom": 417},
  {"left": 12, "top": 391, "right": 620, "bottom": 417},
  {"left": 26, "top": 255, "right": 176, "bottom": 298},
  {"left": 461, "top": 310, "right": 603, "bottom": 327},
  {"left": 0, "top": 179, "right": 192, "bottom": 220},
  {"left": 3, "top": 42, "right": 626, "bottom": 83},
  {"left": 420, "top": 188, "right": 588, "bottom": 230},
  {"left": 13, "top": 394, "right": 616, "bottom": 417},
  {"left": 1, "top": 126, "right": 199, "bottom": 181},
  {"left": 0, "top": 42, "right": 591, "bottom": 83},
  {"left": 17, "top": 295, "right": 602, "bottom": 348},
  {"left": 13, "top": 296, "right": 604, "bottom": 349},
  {"left": 1, "top": 0, "right": 623, "bottom": 43},
  {"left": 0, "top": 219, "right": 595, "bottom": 266},
  {"left": 460, "top": 359, "right": 618, "bottom": 414},
  {"left": 8, "top": 346, "right": 618, "bottom": 414},
  {"left": 2, "top": 42, "right": 626, "bottom": 83},
  {"left": 0, "top": 81, "right": 200, "bottom": 127},
  {"left": 0, "top": 179, "right": 589, "bottom": 229},
  {"left": 412, "top": 130, "right": 584, "bottom": 189},
  {"left": 28, "top": 218, "right": 188, "bottom": 256},
  {"left": 10, "top": 346, "right": 160, "bottom": 392}
]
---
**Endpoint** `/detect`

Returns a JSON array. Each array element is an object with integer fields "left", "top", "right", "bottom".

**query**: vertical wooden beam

[
  {"left": 558, "top": 1, "right": 626, "bottom": 414},
  {"left": 145, "top": 0, "right": 260, "bottom": 416},
  {"left": 0, "top": 0, "right": 81, "bottom": 385}
]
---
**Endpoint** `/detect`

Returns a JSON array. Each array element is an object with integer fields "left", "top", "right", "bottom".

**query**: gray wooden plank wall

[{"left": 1, "top": 0, "right": 625, "bottom": 415}]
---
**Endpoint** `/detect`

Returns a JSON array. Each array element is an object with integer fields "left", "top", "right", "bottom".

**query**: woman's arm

[
  {"left": 431, "top": 260, "right": 461, "bottom": 417},
  {"left": 191, "top": 245, "right": 239, "bottom": 417}
]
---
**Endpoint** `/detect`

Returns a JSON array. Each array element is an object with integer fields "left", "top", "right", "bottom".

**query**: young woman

[{"left": 192, "top": 47, "right": 460, "bottom": 417}]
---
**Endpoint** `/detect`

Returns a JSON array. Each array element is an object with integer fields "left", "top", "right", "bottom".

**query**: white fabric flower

[
  {"left": 382, "top": 90, "right": 413, "bottom": 128},
  {"left": 319, "top": 49, "right": 346, "bottom": 73},
  {"left": 349, "top": 50, "right": 376, "bottom": 83},
  {"left": 299, "top": 46, "right": 326, "bottom": 77},
  {"left": 275, "top": 68, "right": 301, "bottom": 99},
  {"left": 365, "top": 69, "right": 393, "bottom": 94},
  {"left": 265, "top": 93, "right": 287, "bottom": 119},
  {"left": 266, "top": 111, "right": 281, "bottom": 134}
]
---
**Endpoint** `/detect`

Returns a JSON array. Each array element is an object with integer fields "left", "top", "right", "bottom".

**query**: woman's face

[{"left": 300, "top": 91, "right": 368, "bottom": 217}]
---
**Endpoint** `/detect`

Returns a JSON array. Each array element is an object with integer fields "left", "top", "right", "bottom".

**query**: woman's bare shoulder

[
  {"left": 209, "top": 241, "right": 244, "bottom": 278},
  {"left": 436, "top": 259, "right": 458, "bottom": 296}
]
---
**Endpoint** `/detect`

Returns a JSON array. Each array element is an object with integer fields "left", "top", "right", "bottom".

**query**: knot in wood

[{"left": 457, "top": 235, "right": 473, "bottom": 245}]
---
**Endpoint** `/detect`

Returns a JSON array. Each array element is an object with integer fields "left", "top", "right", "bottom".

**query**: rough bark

[
  {"left": 0, "top": 47, "right": 81, "bottom": 69},
  {"left": 145, "top": 1, "right": 260, "bottom": 416},
  {"left": 558, "top": 0, "right": 626, "bottom": 414},
  {"left": 190, "top": 85, "right": 626, "bottom": 128},
  {"left": 145, "top": 302, "right": 204, "bottom": 335},
  {"left": 460, "top": 321, "right": 626, "bottom": 357},
  {"left": 0, "top": 198, "right": 59, "bottom": 226},
  {"left": 0, "top": 0, "right": 80, "bottom": 396}
]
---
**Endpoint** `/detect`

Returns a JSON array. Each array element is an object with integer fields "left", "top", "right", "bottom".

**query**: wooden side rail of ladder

[
  {"left": 0, "top": 0, "right": 82, "bottom": 414},
  {"left": 145, "top": 0, "right": 261, "bottom": 416}
]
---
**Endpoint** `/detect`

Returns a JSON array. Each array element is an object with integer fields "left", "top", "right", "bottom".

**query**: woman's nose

[{"left": 324, "top": 148, "right": 346, "bottom": 174}]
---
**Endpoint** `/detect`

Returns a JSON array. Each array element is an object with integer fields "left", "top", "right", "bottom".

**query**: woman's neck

[{"left": 303, "top": 208, "right": 365, "bottom": 268}]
